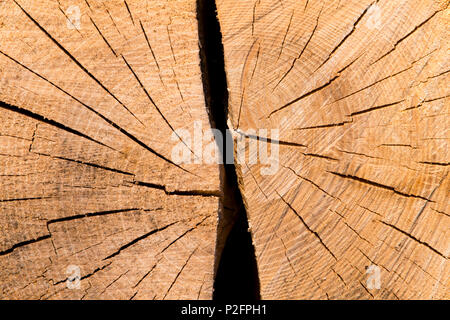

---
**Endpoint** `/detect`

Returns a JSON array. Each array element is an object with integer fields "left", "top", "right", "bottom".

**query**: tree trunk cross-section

[
  {"left": 0, "top": 0, "right": 449, "bottom": 300},
  {"left": 217, "top": 0, "right": 449, "bottom": 299},
  {"left": 0, "top": 0, "right": 220, "bottom": 299}
]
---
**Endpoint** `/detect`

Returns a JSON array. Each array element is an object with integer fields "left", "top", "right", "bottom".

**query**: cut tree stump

[
  {"left": 0, "top": 0, "right": 449, "bottom": 300},
  {"left": 0, "top": 0, "right": 221, "bottom": 299},
  {"left": 216, "top": 0, "right": 449, "bottom": 299}
]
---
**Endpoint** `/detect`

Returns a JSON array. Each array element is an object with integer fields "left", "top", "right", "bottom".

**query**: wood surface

[
  {"left": 0, "top": 0, "right": 449, "bottom": 300},
  {"left": 0, "top": 0, "right": 220, "bottom": 299},
  {"left": 217, "top": 0, "right": 449, "bottom": 299}
]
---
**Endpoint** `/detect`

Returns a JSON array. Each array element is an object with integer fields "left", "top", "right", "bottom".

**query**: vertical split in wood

[{"left": 197, "top": 0, "right": 261, "bottom": 300}]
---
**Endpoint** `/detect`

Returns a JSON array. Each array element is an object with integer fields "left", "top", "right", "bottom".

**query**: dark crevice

[
  {"left": 41, "top": 154, "right": 135, "bottom": 176},
  {"left": 213, "top": 206, "right": 261, "bottom": 301},
  {"left": 46, "top": 208, "right": 140, "bottom": 225},
  {"left": 0, "top": 100, "right": 113, "bottom": 150},
  {"left": 0, "top": 235, "right": 51, "bottom": 256},
  {"left": 197, "top": 0, "right": 260, "bottom": 300},
  {"left": 102, "top": 221, "right": 178, "bottom": 260},
  {"left": 328, "top": 171, "right": 432, "bottom": 201},
  {"left": 53, "top": 261, "right": 113, "bottom": 286},
  {"left": 131, "top": 180, "right": 221, "bottom": 197}
]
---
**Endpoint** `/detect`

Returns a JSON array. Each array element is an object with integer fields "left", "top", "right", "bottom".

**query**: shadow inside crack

[
  {"left": 213, "top": 204, "right": 261, "bottom": 301},
  {"left": 196, "top": 0, "right": 261, "bottom": 301}
]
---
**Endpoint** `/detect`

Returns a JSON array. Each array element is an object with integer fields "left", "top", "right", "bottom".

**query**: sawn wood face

[{"left": 216, "top": 0, "right": 449, "bottom": 299}]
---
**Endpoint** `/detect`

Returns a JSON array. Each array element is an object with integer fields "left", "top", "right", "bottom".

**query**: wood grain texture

[
  {"left": 1, "top": 0, "right": 449, "bottom": 300},
  {"left": 0, "top": 0, "right": 220, "bottom": 299},
  {"left": 216, "top": 0, "right": 449, "bottom": 299}
]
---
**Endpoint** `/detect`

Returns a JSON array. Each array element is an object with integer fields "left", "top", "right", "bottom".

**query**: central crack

[{"left": 197, "top": 0, "right": 261, "bottom": 300}]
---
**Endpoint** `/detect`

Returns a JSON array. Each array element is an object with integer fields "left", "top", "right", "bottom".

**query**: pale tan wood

[
  {"left": 0, "top": 0, "right": 220, "bottom": 299},
  {"left": 1, "top": 0, "right": 449, "bottom": 301},
  {"left": 216, "top": 0, "right": 449, "bottom": 299}
]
